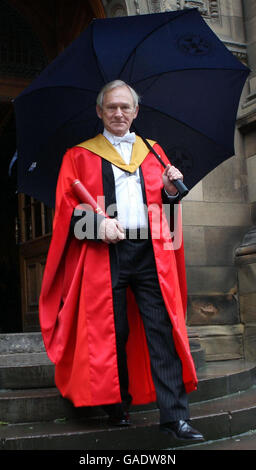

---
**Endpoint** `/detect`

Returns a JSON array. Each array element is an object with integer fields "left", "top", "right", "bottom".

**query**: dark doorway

[
  {"left": 0, "top": 0, "right": 106, "bottom": 332},
  {"left": 0, "top": 102, "right": 22, "bottom": 332}
]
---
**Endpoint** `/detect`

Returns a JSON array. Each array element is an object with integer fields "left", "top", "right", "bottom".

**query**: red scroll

[{"left": 72, "top": 179, "right": 108, "bottom": 217}]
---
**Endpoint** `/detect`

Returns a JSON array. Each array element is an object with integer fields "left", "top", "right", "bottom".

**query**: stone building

[{"left": 0, "top": 0, "right": 256, "bottom": 367}]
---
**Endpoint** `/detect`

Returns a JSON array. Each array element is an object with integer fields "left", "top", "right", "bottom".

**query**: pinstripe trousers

[{"left": 111, "top": 236, "right": 190, "bottom": 425}]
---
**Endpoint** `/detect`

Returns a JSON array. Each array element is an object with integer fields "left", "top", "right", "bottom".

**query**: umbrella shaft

[{"left": 133, "top": 128, "right": 189, "bottom": 199}]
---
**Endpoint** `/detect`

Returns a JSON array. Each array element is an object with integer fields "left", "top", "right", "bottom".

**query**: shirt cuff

[{"left": 163, "top": 188, "right": 180, "bottom": 200}]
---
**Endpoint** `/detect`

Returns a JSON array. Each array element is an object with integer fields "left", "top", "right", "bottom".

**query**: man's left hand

[{"left": 162, "top": 164, "right": 183, "bottom": 196}]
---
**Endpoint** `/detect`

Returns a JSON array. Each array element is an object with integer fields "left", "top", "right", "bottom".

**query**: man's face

[{"left": 96, "top": 86, "right": 139, "bottom": 136}]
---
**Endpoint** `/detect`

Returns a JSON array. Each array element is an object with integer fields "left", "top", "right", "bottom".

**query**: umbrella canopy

[{"left": 14, "top": 8, "right": 249, "bottom": 208}]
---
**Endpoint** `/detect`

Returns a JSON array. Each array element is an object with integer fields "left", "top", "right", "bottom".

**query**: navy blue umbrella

[{"left": 14, "top": 8, "right": 249, "bottom": 208}]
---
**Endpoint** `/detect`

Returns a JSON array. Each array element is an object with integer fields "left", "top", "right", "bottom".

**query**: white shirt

[{"left": 103, "top": 129, "right": 147, "bottom": 229}]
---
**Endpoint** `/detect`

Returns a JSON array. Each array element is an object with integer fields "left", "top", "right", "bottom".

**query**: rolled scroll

[{"left": 72, "top": 179, "right": 108, "bottom": 217}]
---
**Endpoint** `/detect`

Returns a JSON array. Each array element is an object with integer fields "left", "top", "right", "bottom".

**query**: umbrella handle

[
  {"left": 148, "top": 151, "right": 189, "bottom": 198},
  {"left": 171, "top": 178, "right": 189, "bottom": 198},
  {"left": 133, "top": 128, "right": 189, "bottom": 199}
]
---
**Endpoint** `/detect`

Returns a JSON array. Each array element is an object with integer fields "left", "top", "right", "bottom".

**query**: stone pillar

[
  {"left": 235, "top": 227, "right": 256, "bottom": 361},
  {"left": 241, "top": 0, "right": 256, "bottom": 221},
  {"left": 184, "top": 0, "right": 252, "bottom": 362},
  {"left": 234, "top": 0, "right": 256, "bottom": 362},
  {"left": 243, "top": 0, "right": 256, "bottom": 106}
]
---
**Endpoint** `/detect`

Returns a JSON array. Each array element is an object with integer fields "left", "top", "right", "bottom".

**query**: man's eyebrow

[{"left": 105, "top": 102, "right": 131, "bottom": 106}]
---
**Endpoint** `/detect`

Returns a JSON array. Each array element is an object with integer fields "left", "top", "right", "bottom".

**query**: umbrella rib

[
  {"left": 20, "top": 103, "right": 99, "bottom": 165},
  {"left": 118, "top": 9, "right": 193, "bottom": 79},
  {"left": 91, "top": 20, "right": 108, "bottom": 84},
  {"left": 140, "top": 103, "right": 234, "bottom": 155},
  {"left": 133, "top": 67, "right": 248, "bottom": 88},
  {"left": 15, "top": 85, "right": 101, "bottom": 100},
  {"left": 46, "top": 103, "right": 99, "bottom": 142}
]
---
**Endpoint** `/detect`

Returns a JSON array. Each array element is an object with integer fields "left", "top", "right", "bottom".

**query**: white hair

[{"left": 96, "top": 80, "right": 140, "bottom": 109}]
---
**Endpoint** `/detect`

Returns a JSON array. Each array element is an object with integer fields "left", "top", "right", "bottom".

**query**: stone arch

[{"left": 7, "top": 0, "right": 106, "bottom": 62}]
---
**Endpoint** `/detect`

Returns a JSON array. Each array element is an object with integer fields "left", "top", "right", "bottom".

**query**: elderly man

[{"left": 39, "top": 80, "right": 204, "bottom": 442}]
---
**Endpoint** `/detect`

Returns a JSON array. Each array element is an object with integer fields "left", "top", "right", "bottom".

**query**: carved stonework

[
  {"left": 224, "top": 41, "right": 248, "bottom": 67},
  {"left": 208, "top": 0, "right": 220, "bottom": 21},
  {"left": 159, "top": 0, "right": 221, "bottom": 23},
  {"left": 176, "top": 0, "right": 208, "bottom": 15},
  {"left": 149, "top": 0, "right": 162, "bottom": 13},
  {"left": 134, "top": 1, "right": 141, "bottom": 14},
  {"left": 102, "top": 0, "right": 128, "bottom": 17}
]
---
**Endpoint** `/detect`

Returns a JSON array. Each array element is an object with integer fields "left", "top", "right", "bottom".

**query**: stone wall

[{"left": 103, "top": 0, "right": 256, "bottom": 362}]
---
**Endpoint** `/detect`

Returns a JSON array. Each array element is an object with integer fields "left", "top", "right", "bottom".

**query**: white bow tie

[{"left": 112, "top": 132, "right": 136, "bottom": 146}]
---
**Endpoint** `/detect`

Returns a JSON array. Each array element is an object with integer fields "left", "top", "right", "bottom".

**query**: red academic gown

[{"left": 39, "top": 135, "right": 198, "bottom": 408}]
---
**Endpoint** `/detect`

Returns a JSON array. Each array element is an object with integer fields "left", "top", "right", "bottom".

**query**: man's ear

[
  {"left": 96, "top": 105, "right": 103, "bottom": 119},
  {"left": 134, "top": 105, "right": 139, "bottom": 119}
]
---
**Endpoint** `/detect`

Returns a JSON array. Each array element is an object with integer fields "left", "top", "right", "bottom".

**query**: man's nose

[{"left": 114, "top": 107, "right": 123, "bottom": 116}]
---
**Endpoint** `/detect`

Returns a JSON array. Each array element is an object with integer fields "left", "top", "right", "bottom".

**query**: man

[{"left": 39, "top": 80, "right": 204, "bottom": 442}]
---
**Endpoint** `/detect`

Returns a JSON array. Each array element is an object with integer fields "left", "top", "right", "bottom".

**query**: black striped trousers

[{"left": 110, "top": 235, "right": 190, "bottom": 425}]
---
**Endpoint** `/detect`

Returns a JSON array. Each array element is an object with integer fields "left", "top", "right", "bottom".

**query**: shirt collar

[{"left": 103, "top": 129, "right": 135, "bottom": 146}]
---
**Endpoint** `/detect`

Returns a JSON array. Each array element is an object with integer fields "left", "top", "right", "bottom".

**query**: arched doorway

[{"left": 0, "top": 0, "right": 106, "bottom": 332}]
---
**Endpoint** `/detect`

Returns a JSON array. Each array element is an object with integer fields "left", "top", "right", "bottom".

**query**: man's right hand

[{"left": 99, "top": 218, "right": 125, "bottom": 244}]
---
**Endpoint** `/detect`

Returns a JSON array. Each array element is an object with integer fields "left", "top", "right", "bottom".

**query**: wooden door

[{"left": 18, "top": 194, "right": 54, "bottom": 331}]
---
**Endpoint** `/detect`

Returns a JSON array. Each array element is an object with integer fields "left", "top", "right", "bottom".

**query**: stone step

[
  {"left": 0, "top": 333, "right": 205, "bottom": 389},
  {"left": 182, "top": 429, "right": 256, "bottom": 451},
  {"left": 0, "top": 349, "right": 205, "bottom": 390},
  {"left": 1, "top": 350, "right": 206, "bottom": 390},
  {"left": 0, "top": 360, "right": 255, "bottom": 424},
  {"left": 0, "top": 387, "right": 104, "bottom": 424},
  {"left": 0, "top": 333, "right": 45, "bottom": 354},
  {"left": 190, "top": 359, "right": 256, "bottom": 403},
  {"left": 0, "top": 333, "right": 53, "bottom": 389},
  {"left": 0, "top": 353, "right": 54, "bottom": 389},
  {"left": 0, "top": 385, "right": 256, "bottom": 450}
]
